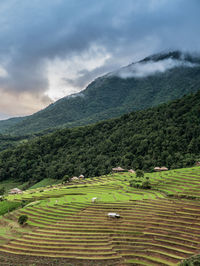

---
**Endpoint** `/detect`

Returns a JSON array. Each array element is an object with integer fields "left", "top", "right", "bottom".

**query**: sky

[{"left": 0, "top": 0, "right": 199, "bottom": 119}]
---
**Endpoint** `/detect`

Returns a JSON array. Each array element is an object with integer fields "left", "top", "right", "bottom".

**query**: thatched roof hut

[
  {"left": 79, "top": 174, "right": 84, "bottom": 179},
  {"left": 9, "top": 188, "right": 22, "bottom": 194},
  {"left": 71, "top": 176, "right": 79, "bottom": 181},
  {"left": 112, "top": 167, "right": 125, "bottom": 173},
  {"left": 154, "top": 166, "right": 168, "bottom": 172},
  {"left": 128, "top": 169, "right": 135, "bottom": 173},
  {"left": 154, "top": 167, "right": 161, "bottom": 172},
  {"left": 160, "top": 167, "right": 168, "bottom": 171}
]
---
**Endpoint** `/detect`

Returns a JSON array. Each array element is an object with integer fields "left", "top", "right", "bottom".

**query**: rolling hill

[
  {"left": 1, "top": 50, "right": 200, "bottom": 135},
  {"left": 0, "top": 89, "right": 200, "bottom": 184}
]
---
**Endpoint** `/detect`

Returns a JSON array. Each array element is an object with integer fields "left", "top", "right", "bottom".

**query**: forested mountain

[
  {"left": 0, "top": 117, "right": 25, "bottom": 134},
  {"left": 0, "top": 90, "right": 200, "bottom": 184},
  {"left": 1, "top": 51, "right": 200, "bottom": 135}
]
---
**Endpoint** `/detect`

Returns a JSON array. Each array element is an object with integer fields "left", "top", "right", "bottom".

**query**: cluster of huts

[
  {"left": 70, "top": 174, "right": 84, "bottom": 181},
  {"left": 154, "top": 166, "right": 168, "bottom": 172},
  {"left": 112, "top": 166, "right": 169, "bottom": 173},
  {"left": 112, "top": 167, "right": 135, "bottom": 173}
]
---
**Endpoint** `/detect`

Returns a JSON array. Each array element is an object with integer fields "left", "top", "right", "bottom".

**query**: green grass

[
  {"left": 29, "top": 178, "right": 61, "bottom": 190},
  {"left": 0, "top": 200, "right": 21, "bottom": 216},
  {"left": 1, "top": 166, "right": 200, "bottom": 265}
]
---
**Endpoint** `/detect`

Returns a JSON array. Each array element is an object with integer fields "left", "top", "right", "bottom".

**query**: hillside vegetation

[
  {"left": 0, "top": 90, "right": 200, "bottom": 184},
  {"left": 1, "top": 167, "right": 200, "bottom": 265},
  {"left": 1, "top": 51, "right": 200, "bottom": 135}
]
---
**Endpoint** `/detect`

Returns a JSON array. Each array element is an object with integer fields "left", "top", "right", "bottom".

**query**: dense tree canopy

[{"left": 0, "top": 90, "right": 200, "bottom": 184}]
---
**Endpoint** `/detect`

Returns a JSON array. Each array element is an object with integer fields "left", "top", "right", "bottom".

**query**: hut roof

[
  {"left": 128, "top": 169, "right": 135, "bottom": 173},
  {"left": 160, "top": 167, "right": 168, "bottom": 171},
  {"left": 154, "top": 167, "right": 161, "bottom": 172},
  {"left": 71, "top": 176, "right": 79, "bottom": 181},
  {"left": 9, "top": 188, "right": 22, "bottom": 194},
  {"left": 112, "top": 167, "right": 125, "bottom": 172}
]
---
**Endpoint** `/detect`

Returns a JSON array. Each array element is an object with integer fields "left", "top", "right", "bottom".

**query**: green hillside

[
  {"left": 0, "top": 90, "right": 200, "bottom": 184},
  {"left": 1, "top": 51, "right": 200, "bottom": 135},
  {"left": 0, "top": 117, "right": 25, "bottom": 134},
  {"left": 1, "top": 166, "right": 200, "bottom": 265}
]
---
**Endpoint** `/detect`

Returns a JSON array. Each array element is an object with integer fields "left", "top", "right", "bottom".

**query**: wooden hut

[
  {"left": 128, "top": 169, "right": 135, "bottom": 174},
  {"left": 112, "top": 167, "right": 125, "bottom": 173},
  {"left": 71, "top": 176, "right": 79, "bottom": 181},
  {"left": 160, "top": 167, "right": 168, "bottom": 171},
  {"left": 9, "top": 188, "right": 22, "bottom": 194},
  {"left": 154, "top": 167, "right": 161, "bottom": 172}
]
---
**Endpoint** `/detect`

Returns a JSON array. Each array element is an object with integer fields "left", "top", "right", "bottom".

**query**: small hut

[
  {"left": 9, "top": 188, "right": 22, "bottom": 194},
  {"left": 79, "top": 174, "right": 85, "bottom": 179},
  {"left": 196, "top": 162, "right": 200, "bottom": 166},
  {"left": 160, "top": 167, "right": 168, "bottom": 171},
  {"left": 128, "top": 169, "right": 135, "bottom": 174},
  {"left": 112, "top": 167, "right": 125, "bottom": 173},
  {"left": 154, "top": 167, "right": 161, "bottom": 172},
  {"left": 71, "top": 176, "right": 79, "bottom": 181},
  {"left": 154, "top": 166, "right": 168, "bottom": 172}
]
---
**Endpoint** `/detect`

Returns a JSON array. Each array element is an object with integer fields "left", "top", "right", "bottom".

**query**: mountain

[
  {"left": 1, "top": 50, "right": 200, "bottom": 135},
  {"left": 0, "top": 117, "right": 25, "bottom": 134},
  {"left": 0, "top": 90, "right": 200, "bottom": 184}
]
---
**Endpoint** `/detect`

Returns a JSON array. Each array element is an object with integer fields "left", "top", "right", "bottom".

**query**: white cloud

[
  {"left": 0, "top": 65, "right": 8, "bottom": 78},
  {"left": 45, "top": 45, "right": 111, "bottom": 100},
  {"left": 113, "top": 58, "right": 199, "bottom": 79}
]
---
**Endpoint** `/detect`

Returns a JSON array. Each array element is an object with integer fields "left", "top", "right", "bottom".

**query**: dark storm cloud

[{"left": 0, "top": 0, "right": 199, "bottom": 99}]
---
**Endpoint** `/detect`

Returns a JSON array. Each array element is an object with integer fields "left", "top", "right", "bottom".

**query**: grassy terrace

[{"left": 1, "top": 166, "right": 200, "bottom": 265}]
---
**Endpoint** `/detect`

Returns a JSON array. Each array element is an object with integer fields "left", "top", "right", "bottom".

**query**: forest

[
  {"left": 0, "top": 90, "right": 200, "bottom": 185},
  {"left": 2, "top": 51, "right": 200, "bottom": 136}
]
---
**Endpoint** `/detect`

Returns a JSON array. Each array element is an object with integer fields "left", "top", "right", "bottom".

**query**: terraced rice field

[{"left": 1, "top": 166, "right": 200, "bottom": 265}]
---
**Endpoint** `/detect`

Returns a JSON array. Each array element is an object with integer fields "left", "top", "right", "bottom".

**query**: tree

[
  {"left": 18, "top": 215, "right": 28, "bottom": 225},
  {"left": 0, "top": 186, "right": 5, "bottom": 195},
  {"left": 136, "top": 169, "right": 144, "bottom": 178}
]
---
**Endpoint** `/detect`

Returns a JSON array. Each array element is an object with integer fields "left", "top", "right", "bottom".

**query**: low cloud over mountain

[{"left": 113, "top": 55, "right": 199, "bottom": 79}]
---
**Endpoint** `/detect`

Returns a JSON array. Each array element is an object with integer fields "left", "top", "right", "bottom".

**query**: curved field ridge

[
  {"left": 1, "top": 199, "right": 200, "bottom": 265},
  {"left": 1, "top": 167, "right": 200, "bottom": 265}
]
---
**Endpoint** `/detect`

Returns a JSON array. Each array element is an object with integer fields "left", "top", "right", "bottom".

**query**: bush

[
  {"left": 18, "top": 215, "right": 28, "bottom": 225},
  {"left": 136, "top": 170, "right": 144, "bottom": 178},
  {"left": 130, "top": 179, "right": 151, "bottom": 189},
  {"left": 141, "top": 180, "right": 151, "bottom": 189},
  {"left": 0, "top": 186, "right": 5, "bottom": 195}
]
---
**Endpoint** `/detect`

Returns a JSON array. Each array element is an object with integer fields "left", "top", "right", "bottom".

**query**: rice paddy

[{"left": 1, "top": 166, "right": 200, "bottom": 265}]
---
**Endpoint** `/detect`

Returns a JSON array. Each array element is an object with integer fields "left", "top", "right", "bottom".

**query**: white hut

[{"left": 107, "top": 212, "right": 120, "bottom": 218}]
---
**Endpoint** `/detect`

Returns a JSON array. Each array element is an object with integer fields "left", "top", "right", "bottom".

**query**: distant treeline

[{"left": 0, "top": 91, "right": 200, "bottom": 183}]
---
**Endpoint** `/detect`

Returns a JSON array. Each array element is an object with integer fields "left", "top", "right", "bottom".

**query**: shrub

[
  {"left": 136, "top": 170, "right": 144, "bottom": 178},
  {"left": 0, "top": 186, "right": 5, "bottom": 195},
  {"left": 18, "top": 215, "right": 28, "bottom": 225},
  {"left": 141, "top": 180, "right": 151, "bottom": 189}
]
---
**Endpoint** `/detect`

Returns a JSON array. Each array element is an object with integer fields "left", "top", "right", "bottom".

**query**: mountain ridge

[
  {"left": 1, "top": 50, "right": 200, "bottom": 135},
  {"left": 0, "top": 89, "right": 199, "bottom": 183}
]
